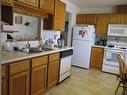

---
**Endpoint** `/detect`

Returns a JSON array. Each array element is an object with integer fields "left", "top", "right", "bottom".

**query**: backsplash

[
  {"left": 41, "top": 30, "right": 60, "bottom": 46},
  {"left": 107, "top": 36, "right": 127, "bottom": 47}
]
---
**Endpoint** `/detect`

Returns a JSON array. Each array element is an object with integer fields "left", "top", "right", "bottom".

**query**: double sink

[{"left": 21, "top": 47, "right": 53, "bottom": 53}]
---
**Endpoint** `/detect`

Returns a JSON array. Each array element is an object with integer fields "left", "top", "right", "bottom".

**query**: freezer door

[
  {"left": 73, "top": 26, "right": 95, "bottom": 41},
  {"left": 72, "top": 39, "right": 91, "bottom": 69}
]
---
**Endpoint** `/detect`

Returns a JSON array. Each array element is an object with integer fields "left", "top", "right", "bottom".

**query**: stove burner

[{"left": 120, "top": 47, "right": 127, "bottom": 49}]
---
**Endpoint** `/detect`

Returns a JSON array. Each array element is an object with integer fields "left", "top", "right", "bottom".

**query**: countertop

[
  {"left": 1, "top": 47, "right": 73, "bottom": 64},
  {"left": 92, "top": 45, "right": 106, "bottom": 48}
]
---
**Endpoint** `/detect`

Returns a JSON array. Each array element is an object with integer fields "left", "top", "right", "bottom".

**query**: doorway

[{"left": 63, "top": 12, "right": 72, "bottom": 47}]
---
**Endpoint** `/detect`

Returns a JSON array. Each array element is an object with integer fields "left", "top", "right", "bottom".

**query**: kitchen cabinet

[
  {"left": 2, "top": 65, "right": 7, "bottom": 95},
  {"left": 15, "top": 0, "right": 39, "bottom": 7},
  {"left": 86, "top": 15, "right": 97, "bottom": 25},
  {"left": 117, "top": 5, "right": 127, "bottom": 13},
  {"left": 96, "top": 15, "right": 109, "bottom": 35},
  {"left": 53, "top": 0, "right": 66, "bottom": 31},
  {"left": 90, "top": 47, "right": 104, "bottom": 70},
  {"left": 43, "top": 0, "right": 66, "bottom": 31},
  {"left": 121, "top": 14, "right": 127, "bottom": 24},
  {"left": 47, "top": 53, "right": 60, "bottom": 88},
  {"left": 31, "top": 56, "right": 48, "bottom": 95},
  {"left": 109, "top": 14, "right": 121, "bottom": 24},
  {"left": 39, "top": 0, "right": 55, "bottom": 14},
  {"left": 76, "top": 14, "right": 87, "bottom": 24},
  {"left": 1, "top": 5, "right": 13, "bottom": 25},
  {"left": 9, "top": 60, "right": 30, "bottom": 95},
  {"left": 1, "top": 0, "right": 13, "bottom": 5}
]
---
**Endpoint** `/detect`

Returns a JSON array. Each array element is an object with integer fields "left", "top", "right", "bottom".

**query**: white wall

[{"left": 79, "top": 6, "right": 116, "bottom": 14}]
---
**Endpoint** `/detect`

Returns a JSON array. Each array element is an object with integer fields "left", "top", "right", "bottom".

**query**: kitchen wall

[
  {"left": 79, "top": 6, "right": 116, "bottom": 13},
  {"left": 60, "top": 0, "right": 80, "bottom": 46}
]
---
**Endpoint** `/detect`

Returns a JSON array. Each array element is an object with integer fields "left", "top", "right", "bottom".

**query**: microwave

[{"left": 108, "top": 24, "right": 127, "bottom": 37}]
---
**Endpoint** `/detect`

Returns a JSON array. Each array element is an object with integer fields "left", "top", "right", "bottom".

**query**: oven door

[{"left": 103, "top": 48, "right": 125, "bottom": 67}]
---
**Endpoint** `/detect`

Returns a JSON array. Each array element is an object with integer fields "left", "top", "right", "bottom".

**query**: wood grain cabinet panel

[
  {"left": 76, "top": 14, "right": 87, "bottom": 24},
  {"left": 49, "top": 53, "right": 60, "bottom": 62},
  {"left": 40, "top": 0, "right": 55, "bottom": 14},
  {"left": 9, "top": 71, "right": 29, "bottom": 95},
  {"left": 9, "top": 60, "right": 30, "bottom": 75},
  {"left": 121, "top": 14, "right": 127, "bottom": 24},
  {"left": 32, "top": 56, "right": 48, "bottom": 68},
  {"left": 90, "top": 47, "right": 104, "bottom": 70},
  {"left": 53, "top": 0, "right": 66, "bottom": 31},
  {"left": 1, "top": 0, "right": 13, "bottom": 5},
  {"left": 2, "top": 79, "right": 7, "bottom": 95},
  {"left": 31, "top": 65, "right": 47, "bottom": 95},
  {"left": 15, "top": 0, "right": 39, "bottom": 7},
  {"left": 86, "top": 15, "right": 97, "bottom": 25},
  {"left": 109, "top": 15, "right": 121, "bottom": 24},
  {"left": 47, "top": 60, "right": 59, "bottom": 88},
  {"left": 96, "top": 15, "right": 109, "bottom": 35}
]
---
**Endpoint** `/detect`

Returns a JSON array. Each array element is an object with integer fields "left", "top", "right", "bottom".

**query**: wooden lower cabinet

[
  {"left": 9, "top": 71, "right": 29, "bottom": 95},
  {"left": 90, "top": 47, "right": 104, "bottom": 70},
  {"left": 31, "top": 65, "right": 47, "bottom": 95},
  {"left": 2, "top": 79, "right": 7, "bottom": 95},
  {"left": 47, "top": 61, "right": 59, "bottom": 88}
]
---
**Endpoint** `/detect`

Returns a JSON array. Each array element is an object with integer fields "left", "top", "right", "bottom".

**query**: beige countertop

[
  {"left": 92, "top": 45, "right": 106, "bottom": 48},
  {"left": 1, "top": 47, "right": 73, "bottom": 64}
]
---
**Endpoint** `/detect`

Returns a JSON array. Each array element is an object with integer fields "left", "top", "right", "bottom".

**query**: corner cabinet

[
  {"left": 47, "top": 53, "right": 60, "bottom": 88},
  {"left": 15, "top": 0, "right": 39, "bottom": 7},
  {"left": 39, "top": 0, "right": 55, "bottom": 14},
  {"left": 90, "top": 47, "right": 104, "bottom": 70},
  {"left": 53, "top": 0, "right": 66, "bottom": 31}
]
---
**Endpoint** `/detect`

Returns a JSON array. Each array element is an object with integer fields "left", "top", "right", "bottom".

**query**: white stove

[{"left": 102, "top": 45, "right": 127, "bottom": 74}]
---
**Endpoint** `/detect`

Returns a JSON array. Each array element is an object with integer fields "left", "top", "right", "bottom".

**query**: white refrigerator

[{"left": 72, "top": 25, "right": 95, "bottom": 69}]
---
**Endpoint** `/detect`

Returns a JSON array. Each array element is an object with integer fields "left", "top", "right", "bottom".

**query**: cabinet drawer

[
  {"left": 49, "top": 53, "right": 60, "bottom": 62},
  {"left": 2, "top": 65, "right": 7, "bottom": 78},
  {"left": 92, "top": 47, "right": 104, "bottom": 53},
  {"left": 9, "top": 60, "right": 30, "bottom": 75},
  {"left": 32, "top": 56, "right": 48, "bottom": 68}
]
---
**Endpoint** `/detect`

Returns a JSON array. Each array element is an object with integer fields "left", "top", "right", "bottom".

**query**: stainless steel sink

[{"left": 21, "top": 47, "right": 53, "bottom": 53}]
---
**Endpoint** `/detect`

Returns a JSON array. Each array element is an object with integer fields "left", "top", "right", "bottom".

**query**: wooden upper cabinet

[
  {"left": 109, "top": 14, "right": 121, "bottom": 24},
  {"left": 1, "top": 0, "right": 13, "bottom": 5},
  {"left": 53, "top": 0, "right": 66, "bottom": 31},
  {"left": 90, "top": 47, "right": 104, "bottom": 70},
  {"left": 76, "top": 14, "right": 87, "bottom": 24},
  {"left": 15, "top": 0, "right": 39, "bottom": 7},
  {"left": 86, "top": 15, "right": 97, "bottom": 25},
  {"left": 96, "top": 15, "right": 109, "bottom": 35},
  {"left": 40, "top": 0, "right": 55, "bottom": 14},
  {"left": 121, "top": 14, "right": 127, "bottom": 24}
]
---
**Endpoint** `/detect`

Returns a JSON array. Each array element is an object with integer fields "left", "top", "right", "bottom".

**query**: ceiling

[{"left": 69, "top": 0, "right": 127, "bottom": 8}]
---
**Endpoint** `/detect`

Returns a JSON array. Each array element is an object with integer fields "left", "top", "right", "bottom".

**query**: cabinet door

[
  {"left": 109, "top": 15, "right": 121, "bottom": 24},
  {"left": 31, "top": 65, "right": 47, "bottom": 95},
  {"left": 47, "top": 61, "right": 59, "bottom": 88},
  {"left": 40, "top": 0, "right": 55, "bottom": 14},
  {"left": 1, "top": 0, "right": 13, "bottom": 5},
  {"left": 16, "top": 0, "right": 38, "bottom": 7},
  {"left": 86, "top": 15, "right": 97, "bottom": 25},
  {"left": 121, "top": 14, "right": 127, "bottom": 24},
  {"left": 96, "top": 15, "right": 109, "bottom": 35},
  {"left": 90, "top": 48, "right": 104, "bottom": 69},
  {"left": 53, "top": 0, "right": 66, "bottom": 31},
  {"left": 9, "top": 71, "right": 29, "bottom": 95},
  {"left": 2, "top": 79, "right": 7, "bottom": 95},
  {"left": 76, "top": 14, "right": 87, "bottom": 24}
]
